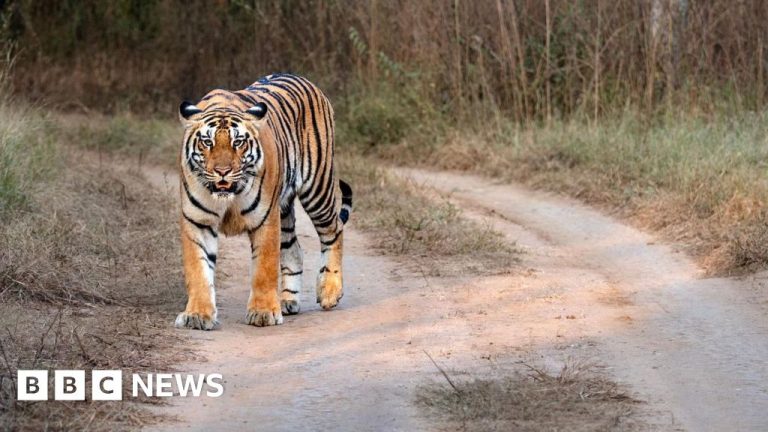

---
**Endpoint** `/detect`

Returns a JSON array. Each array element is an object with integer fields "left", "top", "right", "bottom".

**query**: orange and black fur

[{"left": 176, "top": 73, "right": 352, "bottom": 330}]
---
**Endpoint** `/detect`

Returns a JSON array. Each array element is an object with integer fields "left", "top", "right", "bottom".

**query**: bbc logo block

[
  {"left": 17, "top": 370, "right": 48, "bottom": 401},
  {"left": 54, "top": 370, "right": 85, "bottom": 401},
  {"left": 92, "top": 370, "right": 122, "bottom": 400}
]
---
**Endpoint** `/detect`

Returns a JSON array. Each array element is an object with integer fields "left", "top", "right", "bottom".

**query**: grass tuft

[
  {"left": 416, "top": 362, "right": 643, "bottom": 432},
  {"left": 336, "top": 82, "right": 441, "bottom": 151}
]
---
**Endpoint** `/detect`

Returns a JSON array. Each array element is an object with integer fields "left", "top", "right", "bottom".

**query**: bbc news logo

[{"left": 17, "top": 370, "right": 224, "bottom": 401}]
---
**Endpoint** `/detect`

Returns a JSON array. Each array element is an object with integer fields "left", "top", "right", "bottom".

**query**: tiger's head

[{"left": 178, "top": 93, "right": 268, "bottom": 198}]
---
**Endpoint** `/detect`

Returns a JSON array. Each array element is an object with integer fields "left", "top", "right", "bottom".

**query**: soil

[{"left": 143, "top": 165, "right": 768, "bottom": 432}]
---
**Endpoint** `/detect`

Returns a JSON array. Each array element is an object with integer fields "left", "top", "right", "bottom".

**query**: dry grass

[
  {"left": 55, "top": 112, "right": 179, "bottom": 166},
  {"left": 0, "top": 106, "right": 187, "bottom": 429},
  {"left": 416, "top": 362, "right": 645, "bottom": 432},
  {"left": 0, "top": 154, "right": 181, "bottom": 306},
  {"left": 0, "top": 305, "right": 187, "bottom": 431},
  {"left": 358, "top": 110, "right": 768, "bottom": 275},
  {"left": 338, "top": 154, "right": 519, "bottom": 276},
  {"left": 0, "top": 104, "right": 56, "bottom": 214}
]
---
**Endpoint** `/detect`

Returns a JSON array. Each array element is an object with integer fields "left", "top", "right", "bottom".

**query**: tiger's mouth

[{"left": 208, "top": 180, "right": 237, "bottom": 195}]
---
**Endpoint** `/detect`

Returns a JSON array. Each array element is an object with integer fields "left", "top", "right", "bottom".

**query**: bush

[{"left": 337, "top": 84, "right": 420, "bottom": 148}]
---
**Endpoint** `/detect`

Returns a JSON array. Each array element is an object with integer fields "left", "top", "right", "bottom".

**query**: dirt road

[
  {"left": 145, "top": 165, "right": 768, "bottom": 432},
  {"left": 402, "top": 169, "right": 768, "bottom": 432}
]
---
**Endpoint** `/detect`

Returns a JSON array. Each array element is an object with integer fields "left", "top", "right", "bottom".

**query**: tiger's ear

[
  {"left": 245, "top": 103, "right": 268, "bottom": 121},
  {"left": 179, "top": 101, "right": 203, "bottom": 123}
]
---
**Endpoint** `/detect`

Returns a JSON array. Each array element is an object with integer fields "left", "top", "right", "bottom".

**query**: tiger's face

[{"left": 179, "top": 99, "right": 268, "bottom": 197}]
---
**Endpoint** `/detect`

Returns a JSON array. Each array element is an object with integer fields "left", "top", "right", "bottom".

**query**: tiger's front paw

[
  {"left": 316, "top": 270, "right": 343, "bottom": 310},
  {"left": 175, "top": 310, "right": 218, "bottom": 331},
  {"left": 245, "top": 306, "right": 284, "bottom": 327}
]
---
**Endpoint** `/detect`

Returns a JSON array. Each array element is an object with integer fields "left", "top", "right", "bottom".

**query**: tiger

[{"left": 175, "top": 73, "right": 353, "bottom": 330}]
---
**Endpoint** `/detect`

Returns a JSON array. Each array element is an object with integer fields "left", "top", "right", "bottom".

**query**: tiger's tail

[{"left": 339, "top": 179, "right": 353, "bottom": 224}]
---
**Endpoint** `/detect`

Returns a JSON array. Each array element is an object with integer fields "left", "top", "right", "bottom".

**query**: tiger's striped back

[{"left": 237, "top": 73, "right": 348, "bottom": 231}]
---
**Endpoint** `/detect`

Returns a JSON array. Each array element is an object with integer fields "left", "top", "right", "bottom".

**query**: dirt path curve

[
  {"left": 400, "top": 168, "right": 768, "bottom": 432},
  {"left": 143, "top": 164, "right": 768, "bottom": 431}
]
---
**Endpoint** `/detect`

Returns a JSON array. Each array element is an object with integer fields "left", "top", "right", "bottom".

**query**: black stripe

[
  {"left": 303, "top": 181, "right": 332, "bottom": 214},
  {"left": 268, "top": 76, "right": 306, "bottom": 101},
  {"left": 305, "top": 185, "right": 335, "bottom": 216},
  {"left": 235, "top": 91, "right": 258, "bottom": 105},
  {"left": 281, "top": 288, "right": 299, "bottom": 294},
  {"left": 263, "top": 87, "right": 297, "bottom": 121},
  {"left": 320, "top": 230, "right": 342, "bottom": 246},
  {"left": 246, "top": 200, "right": 275, "bottom": 234},
  {"left": 246, "top": 178, "right": 281, "bottom": 234},
  {"left": 241, "top": 180, "right": 263, "bottom": 215},
  {"left": 183, "top": 212, "right": 218, "bottom": 237},
  {"left": 281, "top": 236, "right": 297, "bottom": 249},
  {"left": 339, "top": 179, "right": 353, "bottom": 206},
  {"left": 284, "top": 77, "right": 317, "bottom": 181},
  {"left": 313, "top": 213, "right": 337, "bottom": 229},
  {"left": 300, "top": 79, "right": 325, "bottom": 185},
  {"left": 183, "top": 179, "right": 219, "bottom": 217},
  {"left": 187, "top": 234, "right": 217, "bottom": 266}
]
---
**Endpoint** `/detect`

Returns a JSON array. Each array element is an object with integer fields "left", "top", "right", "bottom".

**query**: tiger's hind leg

[
  {"left": 315, "top": 230, "right": 344, "bottom": 310},
  {"left": 300, "top": 180, "right": 352, "bottom": 311},
  {"left": 280, "top": 205, "right": 303, "bottom": 315}
]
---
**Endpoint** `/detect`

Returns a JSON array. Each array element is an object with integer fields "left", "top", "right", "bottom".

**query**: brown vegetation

[
  {"left": 3, "top": 1, "right": 767, "bottom": 275},
  {"left": 1, "top": 1, "right": 766, "bottom": 118},
  {"left": 367, "top": 113, "right": 768, "bottom": 275},
  {"left": 0, "top": 114, "right": 188, "bottom": 429},
  {"left": 416, "top": 362, "right": 644, "bottom": 432}
]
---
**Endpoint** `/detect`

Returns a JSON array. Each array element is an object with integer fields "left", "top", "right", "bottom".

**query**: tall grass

[
  {"left": 1, "top": 0, "right": 766, "bottom": 119},
  {"left": 0, "top": 40, "right": 56, "bottom": 213},
  {"left": 0, "top": 60, "right": 55, "bottom": 213}
]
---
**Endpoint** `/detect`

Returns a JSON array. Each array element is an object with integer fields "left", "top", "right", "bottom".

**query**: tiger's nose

[{"left": 213, "top": 166, "right": 232, "bottom": 177}]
